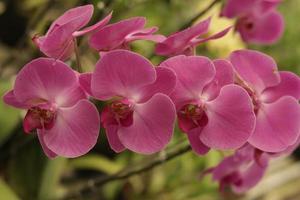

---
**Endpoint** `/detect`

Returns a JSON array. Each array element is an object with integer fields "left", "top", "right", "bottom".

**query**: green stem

[
  {"left": 180, "top": 0, "right": 221, "bottom": 30},
  {"left": 73, "top": 38, "right": 82, "bottom": 73},
  {"left": 61, "top": 142, "right": 191, "bottom": 200}
]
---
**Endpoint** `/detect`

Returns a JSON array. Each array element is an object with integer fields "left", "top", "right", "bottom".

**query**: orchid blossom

[
  {"left": 160, "top": 55, "right": 256, "bottom": 154},
  {"left": 89, "top": 17, "right": 165, "bottom": 53},
  {"left": 85, "top": 50, "right": 176, "bottom": 154},
  {"left": 230, "top": 49, "right": 300, "bottom": 152},
  {"left": 155, "top": 17, "right": 231, "bottom": 56},
  {"left": 33, "top": 5, "right": 112, "bottom": 60},
  {"left": 3, "top": 58, "right": 100, "bottom": 158},
  {"left": 221, "top": 0, "right": 284, "bottom": 44}
]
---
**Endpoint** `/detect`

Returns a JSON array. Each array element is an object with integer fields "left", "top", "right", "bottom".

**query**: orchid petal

[
  {"left": 138, "top": 67, "right": 176, "bottom": 103},
  {"left": 248, "top": 96, "right": 300, "bottom": 152},
  {"left": 126, "top": 34, "right": 166, "bottom": 43},
  {"left": 100, "top": 106, "right": 125, "bottom": 152},
  {"left": 230, "top": 49, "right": 280, "bottom": 93},
  {"left": 221, "top": 0, "right": 259, "bottom": 18},
  {"left": 38, "top": 5, "right": 95, "bottom": 60},
  {"left": 160, "top": 55, "right": 215, "bottom": 109},
  {"left": 200, "top": 85, "right": 255, "bottom": 149},
  {"left": 187, "top": 128, "right": 210, "bottom": 155},
  {"left": 202, "top": 59, "right": 234, "bottom": 101},
  {"left": 105, "top": 125, "right": 126, "bottom": 153},
  {"left": 13, "top": 58, "right": 85, "bottom": 107},
  {"left": 118, "top": 94, "right": 175, "bottom": 154},
  {"left": 259, "top": 0, "right": 282, "bottom": 13},
  {"left": 232, "top": 159, "right": 267, "bottom": 193},
  {"left": 91, "top": 50, "right": 156, "bottom": 100},
  {"left": 191, "top": 26, "right": 232, "bottom": 46},
  {"left": 3, "top": 90, "right": 29, "bottom": 109},
  {"left": 261, "top": 71, "right": 300, "bottom": 103},
  {"left": 89, "top": 17, "right": 146, "bottom": 51},
  {"left": 39, "top": 30, "right": 75, "bottom": 61},
  {"left": 237, "top": 10, "right": 284, "bottom": 44},
  {"left": 125, "top": 26, "right": 166, "bottom": 43},
  {"left": 79, "top": 72, "right": 93, "bottom": 96},
  {"left": 73, "top": 11, "right": 112, "bottom": 37},
  {"left": 43, "top": 99, "right": 100, "bottom": 157},
  {"left": 155, "top": 17, "right": 211, "bottom": 56},
  {"left": 212, "top": 144, "right": 267, "bottom": 193},
  {"left": 48, "top": 4, "right": 93, "bottom": 34},
  {"left": 37, "top": 131, "right": 57, "bottom": 159}
]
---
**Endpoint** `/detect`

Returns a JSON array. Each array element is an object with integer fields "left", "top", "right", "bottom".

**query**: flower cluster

[
  {"left": 3, "top": 2, "right": 300, "bottom": 193},
  {"left": 221, "top": 0, "right": 284, "bottom": 44}
]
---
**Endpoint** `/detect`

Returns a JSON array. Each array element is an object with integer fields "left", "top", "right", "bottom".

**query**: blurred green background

[{"left": 0, "top": 0, "right": 299, "bottom": 200}]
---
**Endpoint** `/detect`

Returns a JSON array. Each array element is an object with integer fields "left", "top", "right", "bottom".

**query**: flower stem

[
  {"left": 73, "top": 37, "right": 82, "bottom": 73},
  {"left": 61, "top": 142, "right": 192, "bottom": 200},
  {"left": 180, "top": 0, "right": 221, "bottom": 30}
]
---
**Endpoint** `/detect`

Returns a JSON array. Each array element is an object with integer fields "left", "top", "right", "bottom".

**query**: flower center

[
  {"left": 102, "top": 99, "right": 134, "bottom": 127},
  {"left": 178, "top": 103, "right": 208, "bottom": 132},
  {"left": 237, "top": 16, "right": 255, "bottom": 33},
  {"left": 244, "top": 21, "right": 254, "bottom": 30},
  {"left": 111, "top": 100, "right": 132, "bottom": 118},
  {"left": 23, "top": 106, "right": 56, "bottom": 133},
  {"left": 218, "top": 170, "right": 243, "bottom": 192}
]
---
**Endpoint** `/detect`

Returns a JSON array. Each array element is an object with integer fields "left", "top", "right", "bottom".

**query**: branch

[
  {"left": 73, "top": 38, "right": 82, "bottom": 72},
  {"left": 179, "top": 0, "right": 221, "bottom": 30},
  {"left": 61, "top": 142, "right": 192, "bottom": 200}
]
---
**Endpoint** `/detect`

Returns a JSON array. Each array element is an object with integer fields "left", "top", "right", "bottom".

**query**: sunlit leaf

[
  {"left": 8, "top": 139, "right": 66, "bottom": 200},
  {"left": 8, "top": 139, "right": 47, "bottom": 199},
  {"left": 69, "top": 154, "right": 123, "bottom": 174},
  {"left": 38, "top": 157, "right": 67, "bottom": 200},
  {"left": 201, "top": 4, "right": 246, "bottom": 58},
  {"left": 0, "top": 178, "right": 20, "bottom": 200},
  {"left": 0, "top": 80, "right": 20, "bottom": 146}
]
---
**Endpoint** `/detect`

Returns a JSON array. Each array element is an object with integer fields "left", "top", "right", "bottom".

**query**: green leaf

[
  {"left": 0, "top": 80, "right": 20, "bottom": 146},
  {"left": 0, "top": 178, "right": 20, "bottom": 200},
  {"left": 8, "top": 139, "right": 66, "bottom": 200},
  {"left": 8, "top": 139, "right": 47, "bottom": 199},
  {"left": 69, "top": 154, "right": 123, "bottom": 174},
  {"left": 38, "top": 157, "right": 67, "bottom": 200}
]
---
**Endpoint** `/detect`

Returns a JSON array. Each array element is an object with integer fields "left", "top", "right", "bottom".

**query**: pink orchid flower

[
  {"left": 230, "top": 49, "right": 300, "bottom": 152},
  {"left": 33, "top": 4, "right": 112, "bottom": 60},
  {"left": 221, "top": 0, "right": 284, "bottom": 44},
  {"left": 159, "top": 55, "right": 255, "bottom": 155},
  {"left": 209, "top": 138, "right": 300, "bottom": 194},
  {"left": 209, "top": 144, "right": 269, "bottom": 193},
  {"left": 89, "top": 50, "right": 176, "bottom": 154},
  {"left": 3, "top": 58, "right": 100, "bottom": 158},
  {"left": 89, "top": 17, "right": 166, "bottom": 52},
  {"left": 155, "top": 17, "right": 231, "bottom": 56}
]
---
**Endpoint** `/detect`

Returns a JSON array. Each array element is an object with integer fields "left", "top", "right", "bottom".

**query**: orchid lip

[
  {"left": 178, "top": 103, "right": 208, "bottom": 131},
  {"left": 23, "top": 105, "right": 57, "bottom": 134},
  {"left": 238, "top": 16, "right": 255, "bottom": 32},
  {"left": 107, "top": 98, "right": 134, "bottom": 127}
]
